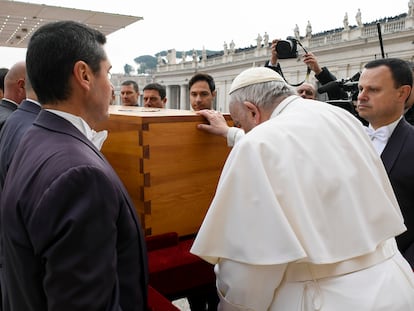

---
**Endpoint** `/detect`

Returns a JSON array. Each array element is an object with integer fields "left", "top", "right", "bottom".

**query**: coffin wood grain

[{"left": 96, "top": 106, "right": 232, "bottom": 236}]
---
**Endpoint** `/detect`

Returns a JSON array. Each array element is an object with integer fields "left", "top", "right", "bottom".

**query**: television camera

[
  {"left": 317, "top": 71, "right": 360, "bottom": 99},
  {"left": 317, "top": 72, "right": 367, "bottom": 124}
]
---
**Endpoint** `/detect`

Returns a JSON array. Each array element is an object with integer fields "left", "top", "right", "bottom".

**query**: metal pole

[{"left": 377, "top": 22, "right": 385, "bottom": 58}]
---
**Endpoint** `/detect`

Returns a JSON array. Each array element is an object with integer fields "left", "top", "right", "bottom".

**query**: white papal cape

[{"left": 191, "top": 96, "right": 414, "bottom": 311}]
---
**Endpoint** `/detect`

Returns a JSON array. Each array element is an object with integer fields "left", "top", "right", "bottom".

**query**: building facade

[{"left": 113, "top": 11, "right": 414, "bottom": 112}]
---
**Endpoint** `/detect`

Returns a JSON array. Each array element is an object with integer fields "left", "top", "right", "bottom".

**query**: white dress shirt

[
  {"left": 45, "top": 109, "right": 108, "bottom": 150},
  {"left": 365, "top": 116, "right": 401, "bottom": 155}
]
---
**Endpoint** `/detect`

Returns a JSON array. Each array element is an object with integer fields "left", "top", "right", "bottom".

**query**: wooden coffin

[{"left": 96, "top": 106, "right": 232, "bottom": 237}]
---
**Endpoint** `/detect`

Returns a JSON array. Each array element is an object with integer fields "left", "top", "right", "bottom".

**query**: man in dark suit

[
  {"left": 382, "top": 120, "right": 414, "bottom": 268},
  {"left": 357, "top": 58, "right": 414, "bottom": 269},
  {"left": 0, "top": 76, "right": 40, "bottom": 190},
  {"left": 0, "top": 68, "right": 9, "bottom": 100},
  {"left": 0, "top": 62, "right": 26, "bottom": 130},
  {"left": 0, "top": 21, "right": 148, "bottom": 311},
  {"left": 0, "top": 74, "right": 40, "bottom": 311}
]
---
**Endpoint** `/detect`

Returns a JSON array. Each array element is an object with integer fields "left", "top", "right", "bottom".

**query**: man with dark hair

[
  {"left": 143, "top": 82, "right": 167, "bottom": 108},
  {"left": 0, "top": 68, "right": 9, "bottom": 99},
  {"left": 188, "top": 72, "right": 216, "bottom": 111},
  {"left": 121, "top": 79, "right": 140, "bottom": 106},
  {"left": 0, "top": 21, "right": 148, "bottom": 311},
  {"left": 357, "top": 57, "right": 414, "bottom": 269}
]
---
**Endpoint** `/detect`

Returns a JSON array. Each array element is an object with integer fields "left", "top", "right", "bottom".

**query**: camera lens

[
  {"left": 276, "top": 40, "right": 297, "bottom": 59},
  {"left": 276, "top": 40, "right": 292, "bottom": 53}
]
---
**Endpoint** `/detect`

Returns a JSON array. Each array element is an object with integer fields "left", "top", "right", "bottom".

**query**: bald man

[
  {"left": 0, "top": 61, "right": 26, "bottom": 130},
  {"left": 296, "top": 82, "right": 317, "bottom": 99}
]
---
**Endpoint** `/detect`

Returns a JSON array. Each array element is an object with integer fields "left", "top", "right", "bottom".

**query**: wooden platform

[{"left": 96, "top": 106, "right": 232, "bottom": 236}]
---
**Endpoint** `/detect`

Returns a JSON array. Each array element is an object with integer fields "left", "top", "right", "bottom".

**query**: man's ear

[
  {"left": 243, "top": 101, "right": 260, "bottom": 124},
  {"left": 73, "top": 61, "right": 91, "bottom": 91},
  {"left": 17, "top": 78, "right": 25, "bottom": 99},
  {"left": 17, "top": 78, "right": 25, "bottom": 89},
  {"left": 400, "top": 85, "right": 412, "bottom": 103}
]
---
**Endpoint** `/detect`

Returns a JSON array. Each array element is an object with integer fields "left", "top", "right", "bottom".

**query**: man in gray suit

[
  {"left": 0, "top": 75, "right": 41, "bottom": 188},
  {"left": 0, "top": 75, "right": 40, "bottom": 311},
  {"left": 0, "top": 62, "right": 26, "bottom": 130}
]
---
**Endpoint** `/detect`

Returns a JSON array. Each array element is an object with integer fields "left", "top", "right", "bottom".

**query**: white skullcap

[{"left": 229, "top": 67, "right": 285, "bottom": 94}]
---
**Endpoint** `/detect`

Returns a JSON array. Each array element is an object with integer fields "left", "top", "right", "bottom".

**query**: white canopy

[{"left": 0, "top": 0, "right": 142, "bottom": 48}]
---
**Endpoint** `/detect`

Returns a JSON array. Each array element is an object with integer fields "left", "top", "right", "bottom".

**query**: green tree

[
  {"left": 123, "top": 64, "right": 135, "bottom": 75},
  {"left": 134, "top": 55, "right": 157, "bottom": 74}
]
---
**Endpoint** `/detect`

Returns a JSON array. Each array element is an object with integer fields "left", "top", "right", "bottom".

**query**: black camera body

[
  {"left": 317, "top": 71, "right": 361, "bottom": 99},
  {"left": 276, "top": 37, "right": 298, "bottom": 59}
]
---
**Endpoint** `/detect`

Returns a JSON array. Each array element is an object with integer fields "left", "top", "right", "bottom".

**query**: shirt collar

[
  {"left": 25, "top": 98, "right": 41, "bottom": 106},
  {"left": 2, "top": 98, "right": 19, "bottom": 107},
  {"left": 45, "top": 109, "right": 108, "bottom": 150},
  {"left": 368, "top": 116, "right": 402, "bottom": 140}
]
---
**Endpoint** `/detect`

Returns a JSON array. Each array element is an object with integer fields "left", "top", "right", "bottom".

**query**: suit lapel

[
  {"left": 381, "top": 118, "right": 409, "bottom": 173},
  {"left": 33, "top": 110, "right": 107, "bottom": 162}
]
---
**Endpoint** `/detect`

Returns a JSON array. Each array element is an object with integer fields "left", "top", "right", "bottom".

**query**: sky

[{"left": 1, "top": 0, "right": 410, "bottom": 73}]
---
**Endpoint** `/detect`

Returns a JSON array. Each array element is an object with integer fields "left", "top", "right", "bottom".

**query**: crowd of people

[
  {"left": 119, "top": 80, "right": 168, "bottom": 108},
  {"left": 1, "top": 20, "right": 414, "bottom": 311},
  {"left": 115, "top": 38, "right": 357, "bottom": 110}
]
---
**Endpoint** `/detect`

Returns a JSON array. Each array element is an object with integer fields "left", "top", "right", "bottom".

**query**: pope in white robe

[{"left": 190, "top": 67, "right": 414, "bottom": 311}]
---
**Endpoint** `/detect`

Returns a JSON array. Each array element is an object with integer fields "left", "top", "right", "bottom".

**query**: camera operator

[
  {"left": 264, "top": 40, "right": 316, "bottom": 99},
  {"left": 265, "top": 39, "right": 347, "bottom": 100}
]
